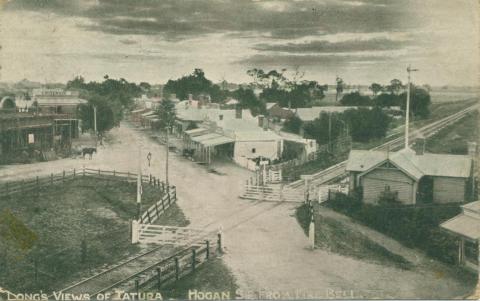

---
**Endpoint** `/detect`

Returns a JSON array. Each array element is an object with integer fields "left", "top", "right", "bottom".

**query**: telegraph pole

[
  {"left": 405, "top": 65, "right": 418, "bottom": 149},
  {"left": 136, "top": 143, "right": 142, "bottom": 220},
  {"left": 165, "top": 126, "right": 170, "bottom": 187}
]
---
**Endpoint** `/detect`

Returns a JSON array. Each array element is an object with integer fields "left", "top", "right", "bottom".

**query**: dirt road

[{"left": 0, "top": 123, "right": 474, "bottom": 299}]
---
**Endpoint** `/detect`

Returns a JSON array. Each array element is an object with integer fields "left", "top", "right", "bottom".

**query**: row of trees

[
  {"left": 284, "top": 107, "right": 391, "bottom": 144},
  {"left": 340, "top": 81, "right": 431, "bottom": 118},
  {"left": 162, "top": 68, "right": 330, "bottom": 116},
  {"left": 66, "top": 75, "right": 143, "bottom": 133}
]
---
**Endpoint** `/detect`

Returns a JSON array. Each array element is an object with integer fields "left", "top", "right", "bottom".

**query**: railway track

[
  {"left": 56, "top": 245, "right": 175, "bottom": 296},
  {"left": 287, "top": 103, "right": 479, "bottom": 189}
]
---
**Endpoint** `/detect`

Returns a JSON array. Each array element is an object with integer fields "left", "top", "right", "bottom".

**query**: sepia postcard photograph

[{"left": 0, "top": 0, "right": 479, "bottom": 300}]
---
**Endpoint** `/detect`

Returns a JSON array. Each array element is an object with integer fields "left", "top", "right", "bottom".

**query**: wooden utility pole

[{"left": 405, "top": 65, "right": 418, "bottom": 149}]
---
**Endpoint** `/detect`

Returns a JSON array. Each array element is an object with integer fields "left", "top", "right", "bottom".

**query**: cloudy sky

[{"left": 0, "top": 0, "right": 478, "bottom": 86}]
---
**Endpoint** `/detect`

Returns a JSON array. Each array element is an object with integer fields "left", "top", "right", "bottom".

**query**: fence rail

[
  {"left": 139, "top": 187, "right": 177, "bottom": 224},
  {"left": 0, "top": 168, "right": 174, "bottom": 197},
  {"left": 131, "top": 235, "right": 222, "bottom": 293}
]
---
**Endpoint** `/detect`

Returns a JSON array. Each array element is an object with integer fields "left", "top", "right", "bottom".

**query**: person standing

[{"left": 147, "top": 152, "right": 152, "bottom": 167}]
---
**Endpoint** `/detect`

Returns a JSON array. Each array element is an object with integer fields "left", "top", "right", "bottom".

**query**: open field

[
  {"left": 0, "top": 176, "right": 186, "bottom": 292},
  {"left": 295, "top": 205, "right": 412, "bottom": 270},
  {"left": 426, "top": 110, "right": 479, "bottom": 154}
]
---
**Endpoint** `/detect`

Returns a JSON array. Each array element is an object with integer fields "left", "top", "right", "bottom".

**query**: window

[{"left": 252, "top": 148, "right": 256, "bottom": 153}]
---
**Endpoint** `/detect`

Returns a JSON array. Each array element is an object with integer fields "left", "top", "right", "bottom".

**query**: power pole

[
  {"left": 137, "top": 143, "right": 142, "bottom": 220},
  {"left": 166, "top": 126, "right": 170, "bottom": 187},
  {"left": 93, "top": 105, "right": 97, "bottom": 135},
  {"left": 405, "top": 65, "right": 418, "bottom": 149}
]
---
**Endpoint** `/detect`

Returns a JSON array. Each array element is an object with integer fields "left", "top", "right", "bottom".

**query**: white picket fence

[{"left": 132, "top": 222, "right": 217, "bottom": 246}]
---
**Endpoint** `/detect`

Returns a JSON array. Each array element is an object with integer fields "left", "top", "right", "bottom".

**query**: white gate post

[
  {"left": 131, "top": 220, "right": 140, "bottom": 244},
  {"left": 308, "top": 218, "right": 315, "bottom": 250}
]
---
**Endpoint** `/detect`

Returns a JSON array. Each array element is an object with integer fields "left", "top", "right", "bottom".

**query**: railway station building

[{"left": 346, "top": 147, "right": 475, "bottom": 205}]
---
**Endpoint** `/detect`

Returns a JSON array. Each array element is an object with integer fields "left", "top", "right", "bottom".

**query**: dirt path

[{"left": 0, "top": 123, "right": 474, "bottom": 299}]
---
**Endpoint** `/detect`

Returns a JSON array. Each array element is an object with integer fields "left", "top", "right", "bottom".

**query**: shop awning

[
  {"left": 202, "top": 136, "right": 234, "bottom": 147},
  {"left": 185, "top": 128, "right": 209, "bottom": 137},
  {"left": 191, "top": 132, "right": 234, "bottom": 147},
  {"left": 141, "top": 111, "right": 155, "bottom": 117},
  {"left": 191, "top": 133, "right": 222, "bottom": 143},
  {"left": 441, "top": 214, "right": 480, "bottom": 241}
]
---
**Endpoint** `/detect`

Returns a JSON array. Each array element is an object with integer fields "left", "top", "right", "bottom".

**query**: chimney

[
  {"left": 235, "top": 106, "right": 242, "bottom": 119},
  {"left": 414, "top": 138, "right": 425, "bottom": 155},
  {"left": 468, "top": 142, "right": 478, "bottom": 158},
  {"left": 258, "top": 115, "right": 265, "bottom": 128}
]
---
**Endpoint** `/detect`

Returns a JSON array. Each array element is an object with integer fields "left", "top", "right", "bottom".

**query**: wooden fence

[
  {"left": 130, "top": 235, "right": 222, "bottom": 293},
  {"left": 139, "top": 187, "right": 177, "bottom": 224},
  {"left": 0, "top": 168, "right": 174, "bottom": 198}
]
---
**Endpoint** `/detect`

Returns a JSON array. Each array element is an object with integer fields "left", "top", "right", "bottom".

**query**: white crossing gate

[
  {"left": 241, "top": 184, "right": 304, "bottom": 203},
  {"left": 132, "top": 221, "right": 216, "bottom": 246}
]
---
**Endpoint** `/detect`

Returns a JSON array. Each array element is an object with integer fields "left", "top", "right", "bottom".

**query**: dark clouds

[
  {"left": 5, "top": 0, "right": 417, "bottom": 40},
  {"left": 254, "top": 38, "right": 410, "bottom": 53}
]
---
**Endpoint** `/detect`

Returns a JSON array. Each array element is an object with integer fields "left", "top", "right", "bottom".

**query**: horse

[{"left": 82, "top": 147, "right": 97, "bottom": 160}]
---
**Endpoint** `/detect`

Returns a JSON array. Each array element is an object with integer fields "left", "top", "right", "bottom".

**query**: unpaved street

[{"left": 0, "top": 123, "right": 474, "bottom": 299}]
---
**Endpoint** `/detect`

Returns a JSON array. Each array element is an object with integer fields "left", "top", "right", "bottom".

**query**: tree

[
  {"left": 66, "top": 75, "right": 143, "bottom": 132},
  {"left": 399, "top": 85, "right": 431, "bottom": 118},
  {"left": 233, "top": 87, "right": 265, "bottom": 116},
  {"left": 373, "top": 93, "right": 401, "bottom": 107},
  {"left": 163, "top": 68, "right": 217, "bottom": 101},
  {"left": 156, "top": 99, "right": 176, "bottom": 129},
  {"left": 343, "top": 108, "right": 391, "bottom": 142},
  {"left": 369, "top": 83, "right": 383, "bottom": 96},
  {"left": 282, "top": 116, "right": 303, "bottom": 134},
  {"left": 335, "top": 76, "right": 344, "bottom": 102},
  {"left": 386, "top": 79, "right": 404, "bottom": 95},
  {"left": 339, "top": 92, "right": 373, "bottom": 106},
  {"left": 303, "top": 112, "right": 345, "bottom": 144}
]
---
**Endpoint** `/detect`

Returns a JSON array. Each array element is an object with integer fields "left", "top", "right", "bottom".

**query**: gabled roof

[
  {"left": 266, "top": 102, "right": 278, "bottom": 110},
  {"left": 347, "top": 148, "right": 472, "bottom": 180}
]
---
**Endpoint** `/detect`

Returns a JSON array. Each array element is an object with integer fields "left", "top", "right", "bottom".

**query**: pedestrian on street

[{"left": 147, "top": 152, "right": 152, "bottom": 167}]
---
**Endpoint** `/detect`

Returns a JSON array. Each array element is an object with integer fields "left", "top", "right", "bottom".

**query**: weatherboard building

[{"left": 346, "top": 146, "right": 474, "bottom": 205}]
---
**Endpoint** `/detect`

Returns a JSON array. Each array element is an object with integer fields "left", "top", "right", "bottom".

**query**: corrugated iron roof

[
  {"left": 347, "top": 148, "right": 472, "bottom": 179},
  {"left": 441, "top": 214, "right": 480, "bottom": 240}
]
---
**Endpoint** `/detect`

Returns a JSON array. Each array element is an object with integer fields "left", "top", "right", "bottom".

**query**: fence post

[
  {"left": 155, "top": 202, "right": 159, "bottom": 217},
  {"left": 175, "top": 257, "right": 179, "bottom": 281},
  {"left": 147, "top": 211, "right": 152, "bottom": 224},
  {"left": 162, "top": 195, "right": 166, "bottom": 211},
  {"left": 172, "top": 186, "right": 177, "bottom": 203},
  {"left": 217, "top": 232, "right": 222, "bottom": 254},
  {"left": 167, "top": 190, "right": 171, "bottom": 206},
  {"left": 83, "top": 167, "right": 85, "bottom": 177},
  {"left": 50, "top": 173, "right": 53, "bottom": 185},
  {"left": 135, "top": 279, "right": 139, "bottom": 295},
  {"left": 149, "top": 174, "right": 152, "bottom": 185},
  {"left": 191, "top": 249, "right": 196, "bottom": 272},
  {"left": 36, "top": 176, "right": 39, "bottom": 194},
  {"left": 156, "top": 268, "right": 162, "bottom": 289},
  {"left": 73, "top": 169, "right": 76, "bottom": 177},
  {"left": 205, "top": 240, "right": 210, "bottom": 259},
  {"left": 63, "top": 171, "right": 65, "bottom": 183}
]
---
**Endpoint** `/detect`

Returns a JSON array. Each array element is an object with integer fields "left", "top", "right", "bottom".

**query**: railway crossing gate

[{"left": 131, "top": 223, "right": 219, "bottom": 246}]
